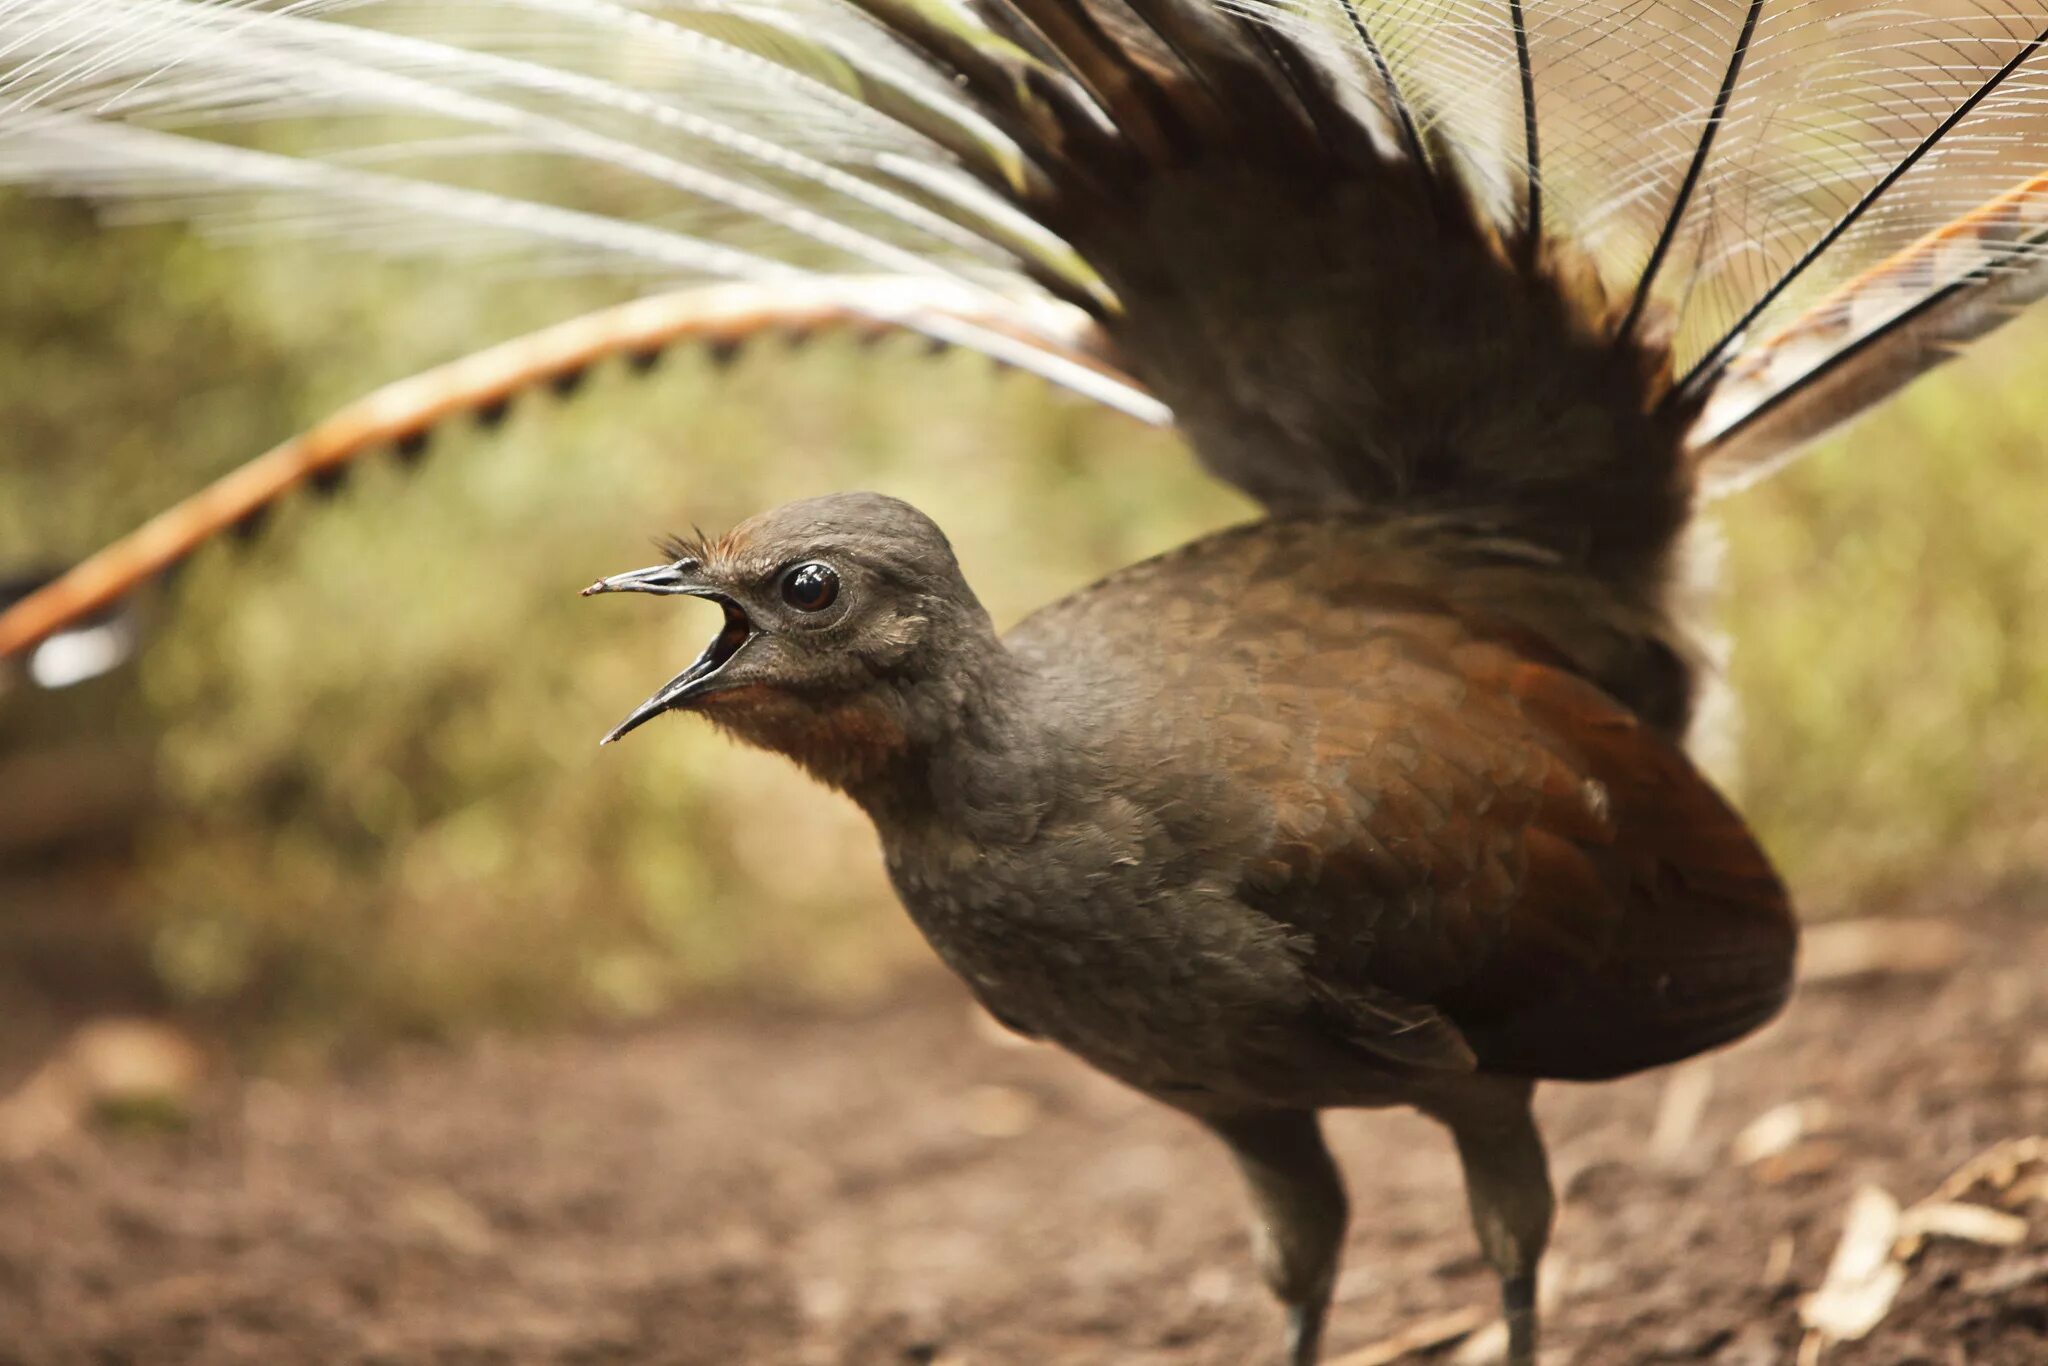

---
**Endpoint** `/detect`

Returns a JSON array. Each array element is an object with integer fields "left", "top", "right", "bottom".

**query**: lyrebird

[{"left": 4, "top": 3, "right": 2045, "bottom": 1361}]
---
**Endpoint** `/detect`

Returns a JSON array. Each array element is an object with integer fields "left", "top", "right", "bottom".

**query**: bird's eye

[{"left": 779, "top": 561, "right": 840, "bottom": 613}]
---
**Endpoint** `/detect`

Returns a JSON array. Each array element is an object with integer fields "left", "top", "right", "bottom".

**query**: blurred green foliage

[
  {"left": 3, "top": 191, "right": 2045, "bottom": 1054},
  {"left": 1721, "top": 305, "right": 2048, "bottom": 903}
]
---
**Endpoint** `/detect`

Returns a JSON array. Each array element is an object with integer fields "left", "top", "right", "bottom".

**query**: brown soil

[{"left": 0, "top": 894, "right": 2043, "bottom": 1366}]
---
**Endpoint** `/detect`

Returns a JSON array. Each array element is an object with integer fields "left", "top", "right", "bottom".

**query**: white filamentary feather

[
  {"left": 0, "top": 109, "right": 815, "bottom": 274},
  {"left": 100, "top": 1, "right": 1006, "bottom": 255},
  {"left": 1223, "top": 1, "right": 2048, "bottom": 375},
  {"left": 0, "top": 0, "right": 1044, "bottom": 283}
]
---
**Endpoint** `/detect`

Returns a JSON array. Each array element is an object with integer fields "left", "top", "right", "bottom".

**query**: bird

[
  {"left": 1, "top": 3, "right": 2045, "bottom": 1362},
  {"left": 581, "top": 493, "right": 1795, "bottom": 1362}
]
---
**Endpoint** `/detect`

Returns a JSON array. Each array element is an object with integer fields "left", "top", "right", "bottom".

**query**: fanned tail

[{"left": 3, "top": 1, "right": 2047, "bottom": 664}]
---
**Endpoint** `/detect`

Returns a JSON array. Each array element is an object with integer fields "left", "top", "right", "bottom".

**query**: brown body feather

[{"left": 994, "top": 515, "right": 1790, "bottom": 1096}]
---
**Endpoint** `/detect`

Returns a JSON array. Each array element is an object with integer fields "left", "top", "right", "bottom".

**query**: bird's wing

[
  {"left": 1012, "top": 519, "right": 1797, "bottom": 1079},
  {"left": 4, "top": 2, "right": 2047, "bottom": 649},
  {"left": 1194, "top": 577, "right": 1796, "bottom": 1081}
]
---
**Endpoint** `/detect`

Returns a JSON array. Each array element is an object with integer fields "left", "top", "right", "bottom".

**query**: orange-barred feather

[
  {"left": 1691, "top": 170, "right": 2048, "bottom": 493},
  {"left": 0, "top": 279, "right": 1146, "bottom": 659}
]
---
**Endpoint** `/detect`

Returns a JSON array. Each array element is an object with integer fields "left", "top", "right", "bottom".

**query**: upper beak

[
  {"left": 580, "top": 562, "right": 704, "bottom": 599},
  {"left": 582, "top": 561, "right": 752, "bottom": 745}
]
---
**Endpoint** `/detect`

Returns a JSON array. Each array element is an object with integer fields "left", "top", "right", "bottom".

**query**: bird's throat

[
  {"left": 712, "top": 645, "right": 1036, "bottom": 809},
  {"left": 698, "top": 685, "right": 922, "bottom": 796}
]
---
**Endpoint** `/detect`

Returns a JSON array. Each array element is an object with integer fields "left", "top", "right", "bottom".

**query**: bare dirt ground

[{"left": 0, "top": 891, "right": 2043, "bottom": 1366}]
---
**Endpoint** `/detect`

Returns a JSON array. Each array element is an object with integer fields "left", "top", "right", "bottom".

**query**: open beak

[{"left": 582, "top": 562, "right": 753, "bottom": 744}]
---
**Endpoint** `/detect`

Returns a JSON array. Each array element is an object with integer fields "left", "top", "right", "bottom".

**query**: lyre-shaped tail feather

[
  {"left": 0, "top": 279, "right": 1145, "bottom": 659},
  {"left": 3, "top": 1, "right": 2047, "bottom": 662},
  {"left": 1691, "top": 170, "right": 2048, "bottom": 495}
]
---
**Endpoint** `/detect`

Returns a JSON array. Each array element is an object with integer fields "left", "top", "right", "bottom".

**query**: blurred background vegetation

[{"left": 3, "top": 186, "right": 2045, "bottom": 1065}]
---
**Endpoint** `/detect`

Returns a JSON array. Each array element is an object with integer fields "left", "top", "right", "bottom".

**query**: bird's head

[{"left": 583, "top": 492, "right": 998, "bottom": 790}]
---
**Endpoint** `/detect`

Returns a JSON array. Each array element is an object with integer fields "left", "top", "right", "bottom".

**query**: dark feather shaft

[
  {"left": 1675, "top": 18, "right": 2048, "bottom": 398},
  {"left": 1617, "top": 0, "right": 1765, "bottom": 344},
  {"left": 1509, "top": 0, "right": 1539, "bottom": 266},
  {"left": 1337, "top": 0, "right": 1430, "bottom": 178}
]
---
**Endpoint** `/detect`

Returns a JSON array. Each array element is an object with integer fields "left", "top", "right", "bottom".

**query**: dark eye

[{"left": 779, "top": 561, "right": 840, "bottom": 613}]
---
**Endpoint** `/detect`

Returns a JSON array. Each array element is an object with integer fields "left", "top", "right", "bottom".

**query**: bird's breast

[{"left": 877, "top": 808, "right": 1376, "bottom": 1106}]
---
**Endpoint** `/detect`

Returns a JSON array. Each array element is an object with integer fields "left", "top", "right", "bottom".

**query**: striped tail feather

[
  {"left": 1690, "top": 169, "right": 2048, "bottom": 494},
  {"left": 0, "top": 278, "right": 1147, "bottom": 658},
  {"left": 2, "top": 1, "right": 2046, "bottom": 661}
]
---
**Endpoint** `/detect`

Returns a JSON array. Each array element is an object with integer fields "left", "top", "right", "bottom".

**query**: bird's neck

[
  {"left": 709, "top": 626, "right": 1044, "bottom": 816},
  {"left": 849, "top": 642, "right": 1043, "bottom": 821}
]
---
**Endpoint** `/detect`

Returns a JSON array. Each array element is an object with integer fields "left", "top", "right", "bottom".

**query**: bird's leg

[
  {"left": 1208, "top": 1109, "right": 1349, "bottom": 1366},
  {"left": 1436, "top": 1081, "right": 1553, "bottom": 1366}
]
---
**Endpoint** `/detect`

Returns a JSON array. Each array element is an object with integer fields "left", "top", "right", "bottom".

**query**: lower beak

[
  {"left": 583, "top": 561, "right": 751, "bottom": 744},
  {"left": 600, "top": 645, "right": 729, "bottom": 744}
]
